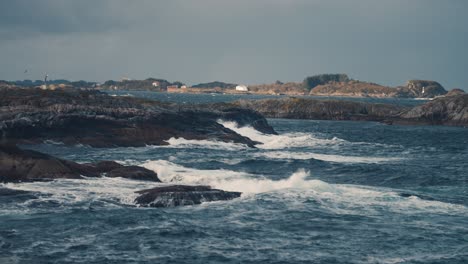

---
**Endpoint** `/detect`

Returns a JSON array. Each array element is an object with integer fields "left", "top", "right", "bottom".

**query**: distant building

[
  {"left": 167, "top": 85, "right": 179, "bottom": 89},
  {"left": 235, "top": 85, "right": 248, "bottom": 91},
  {"left": 152, "top": 82, "right": 159, "bottom": 87},
  {"left": 181, "top": 85, "right": 187, "bottom": 89}
]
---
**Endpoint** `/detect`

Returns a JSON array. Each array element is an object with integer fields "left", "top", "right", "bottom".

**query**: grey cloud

[
  {"left": 1, "top": 0, "right": 467, "bottom": 90},
  {"left": 0, "top": 0, "right": 133, "bottom": 37}
]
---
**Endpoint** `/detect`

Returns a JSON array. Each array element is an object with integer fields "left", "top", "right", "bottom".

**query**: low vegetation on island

[{"left": 9, "top": 73, "right": 459, "bottom": 99}]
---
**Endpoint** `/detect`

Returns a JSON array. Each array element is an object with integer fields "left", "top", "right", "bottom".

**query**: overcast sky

[{"left": 1, "top": 0, "right": 467, "bottom": 90}]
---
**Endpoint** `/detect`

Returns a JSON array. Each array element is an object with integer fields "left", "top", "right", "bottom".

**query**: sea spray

[{"left": 218, "top": 120, "right": 344, "bottom": 149}]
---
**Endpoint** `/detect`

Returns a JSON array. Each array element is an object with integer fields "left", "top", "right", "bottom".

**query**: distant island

[{"left": 4, "top": 73, "right": 465, "bottom": 99}]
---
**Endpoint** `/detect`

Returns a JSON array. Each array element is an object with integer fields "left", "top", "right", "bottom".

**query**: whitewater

[{"left": 1, "top": 112, "right": 468, "bottom": 263}]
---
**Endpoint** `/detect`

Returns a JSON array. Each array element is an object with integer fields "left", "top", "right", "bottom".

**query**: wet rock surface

[
  {"left": 0, "top": 144, "right": 160, "bottom": 183},
  {"left": 227, "top": 97, "right": 405, "bottom": 122},
  {"left": 397, "top": 94, "right": 468, "bottom": 126},
  {"left": 135, "top": 185, "right": 242, "bottom": 207},
  {"left": 0, "top": 87, "right": 274, "bottom": 147}
]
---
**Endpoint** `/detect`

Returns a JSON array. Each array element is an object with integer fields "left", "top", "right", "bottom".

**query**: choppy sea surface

[{"left": 1, "top": 93, "right": 467, "bottom": 263}]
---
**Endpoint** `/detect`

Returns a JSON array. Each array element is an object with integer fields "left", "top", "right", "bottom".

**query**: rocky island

[
  {"left": 0, "top": 86, "right": 274, "bottom": 147},
  {"left": 207, "top": 93, "right": 468, "bottom": 127},
  {"left": 11, "top": 73, "right": 454, "bottom": 99}
]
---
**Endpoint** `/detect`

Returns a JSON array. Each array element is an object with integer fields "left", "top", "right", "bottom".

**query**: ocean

[{"left": 1, "top": 93, "right": 467, "bottom": 263}]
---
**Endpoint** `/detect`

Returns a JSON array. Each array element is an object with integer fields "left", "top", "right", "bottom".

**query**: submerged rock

[
  {"left": 0, "top": 187, "right": 31, "bottom": 196},
  {"left": 0, "top": 187, "right": 38, "bottom": 202},
  {"left": 0, "top": 144, "right": 160, "bottom": 183},
  {"left": 135, "top": 185, "right": 241, "bottom": 207}
]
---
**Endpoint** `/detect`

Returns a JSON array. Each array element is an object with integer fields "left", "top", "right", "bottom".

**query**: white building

[
  {"left": 152, "top": 82, "right": 159, "bottom": 87},
  {"left": 235, "top": 85, "right": 248, "bottom": 91}
]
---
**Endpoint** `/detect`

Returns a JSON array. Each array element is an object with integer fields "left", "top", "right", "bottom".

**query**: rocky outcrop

[
  {"left": 226, "top": 97, "right": 405, "bottom": 122},
  {"left": 0, "top": 87, "right": 273, "bottom": 147},
  {"left": 446, "top": 88, "right": 466, "bottom": 97},
  {"left": 184, "top": 104, "right": 277, "bottom": 135},
  {"left": 211, "top": 96, "right": 468, "bottom": 127},
  {"left": 247, "top": 82, "right": 306, "bottom": 95},
  {"left": 309, "top": 80, "right": 396, "bottom": 98},
  {"left": 397, "top": 94, "right": 468, "bottom": 126},
  {"left": 308, "top": 79, "right": 448, "bottom": 99},
  {"left": 398, "top": 80, "right": 447, "bottom": 98},
  {"left": 135, "top": 185, "right": 241, "bottom": 207},
  {"left": 1, "top": 145, "right": 242, "bottom": 207},
  {"left": 0, "top": 144, "right": 160, "bottom": 183}
]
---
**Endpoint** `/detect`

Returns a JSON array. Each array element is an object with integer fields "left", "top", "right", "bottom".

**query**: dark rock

[
  {"left": 397, "top": 94, "right": 468, "bottom": 126},
  {"left": 0, "top": 144, "right": 160, "bottom": 183},
  {"left": 216, "top": 108, "right": 277, "bottom": 135},
  {"left": 183, "top": 105, "right": 277, "bottom": 135},
  {"left": 228, "top": 97, "right": 405, "bottom": 122},
  {"left": 0, "top": 87, "right": 269, "bottom": 147},
  {"left": 104, "top": 166, "right": 160, "bottom": 181},
  {"left": 135, "top": 185, "right": 242, "bottom": 207},
  {"left": 206, "top": 96, "right": 468, "bottom": 127},
  {"left": 446, "top": 88, "right": 466, "bottom": 97},
  {"left": 0, "top": 144, "right": 83, "bottom": 182}
]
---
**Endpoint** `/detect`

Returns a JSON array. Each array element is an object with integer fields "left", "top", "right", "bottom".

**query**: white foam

[
  {"left": 141, "top": 160, "right": 467, "bottom": 215},
  {"left": 142, "top": 160, "right": 332, "bottom": 194},
  {"left": 254, "top": 151, "right": 401, "bottom": 163},
  {"left": 164, "top": 137, "right": 245, "bottom": 150},
  {"left": 3, "top": 177, "right": 163, "bottom": 207},
  {"left": 219, "top": 120, "right": 344, "bottom": 149}
]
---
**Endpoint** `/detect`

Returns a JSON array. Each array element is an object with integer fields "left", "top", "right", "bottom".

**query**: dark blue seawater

[{"left": 1, "top": 93, "right": 467, "bottom": 263}]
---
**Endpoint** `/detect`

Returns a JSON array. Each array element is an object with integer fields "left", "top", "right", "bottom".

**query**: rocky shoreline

[
  {"left": 0, "top": 87, "right": 276, "bottom": 207},
  {"left": 1, "top": 86, "right": 467, "bottom": 209},
  {"left": 0, "top": 144, "right": 242, "bottom": 207},
  {"left": 204, "top": 94, "right": 468, "bottom": 127},
  {"left": 0, "top": 87, "right": 275, "bottom": 147}
]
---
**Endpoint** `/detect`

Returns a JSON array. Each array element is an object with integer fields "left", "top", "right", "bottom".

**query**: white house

[
  {"left": 235, "top": 85, "right": 248, "bottom": 91},
  {"left": 152, "top": 82, "right": 159, "bottom": 87}
]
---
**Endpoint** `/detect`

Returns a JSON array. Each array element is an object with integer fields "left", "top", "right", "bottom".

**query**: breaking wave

[
  {"left": 141, "top": 160, "right": 467, "bottom": 215},
  {"left": 219, "top": 120, "right": 345, "bottom": 149},
  {"left": 164, "top": 137, "right": 245, "bottom": 150},
  {"left": 2, "top": 177, "right": 163, "bottom": 208}
]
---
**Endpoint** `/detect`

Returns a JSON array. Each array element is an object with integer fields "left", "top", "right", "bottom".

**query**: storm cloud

[{"left": 1, "top": 0, "right": 467, "bottom": 90}]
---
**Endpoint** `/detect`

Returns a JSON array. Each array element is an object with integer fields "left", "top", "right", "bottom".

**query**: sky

[{"left": 1, "top": 0, "right": 467, "bottom": 90}]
